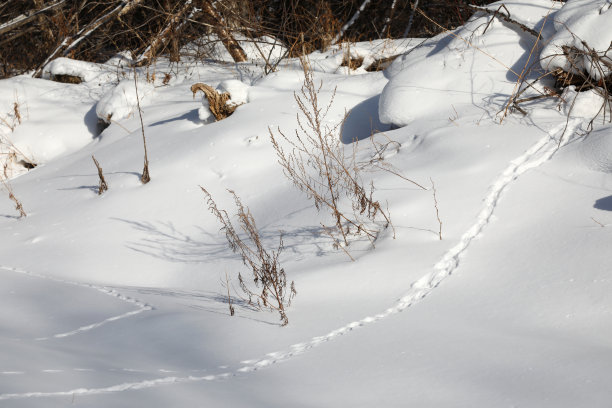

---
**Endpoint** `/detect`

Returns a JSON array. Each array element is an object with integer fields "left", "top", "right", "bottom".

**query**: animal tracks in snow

[
  {"left": 0, "top": 265, "right": 153, "bottom": 341},
  {"left": 0, "top": 120, "right": 581, "bottom": 401}
]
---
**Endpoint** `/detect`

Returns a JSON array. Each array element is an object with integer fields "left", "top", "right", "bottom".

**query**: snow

[
  {"left": 42, "top": 57, "right": 115, "bottom": 83},
  {"left": 217, "top": 79, "right": 250, "bottom": 106},
  {"left": 379, "top": 0, "right": 562, "bottom": 127},
  {"left": 540, "top": 0, "right": 612, "bottom": 80},
  {"left": 579, "top": 126, "right": 612, "bottom": 173},
  {"left": 189, "top": 34, "right": 287, "bottom": 67},
  {"left": 1, "top": 6, "right": 611, "bottom": 408},
  {"left": 562, "top": 86, "right": 608, "bottom": 118},
  {"left": 95, "top": 78, "right": 155, "bottom": 123},
  {"left": 0, "top": 75, "right": 101, "bottom": 178}
]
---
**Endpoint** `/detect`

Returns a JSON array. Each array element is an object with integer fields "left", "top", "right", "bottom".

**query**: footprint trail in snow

[
  {"left": 0, "top": 120, "right": 580, "bottom": 401},
  {"left": 0, "top": 265, "right": 153, "bottom": 341}
]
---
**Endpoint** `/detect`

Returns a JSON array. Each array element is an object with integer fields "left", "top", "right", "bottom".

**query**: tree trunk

[
  {"left": 136, "top": 1, "right": 196, "bottom": 65},
  {"left": 201, "top": 0, "right": 247, "bottom": 63}
]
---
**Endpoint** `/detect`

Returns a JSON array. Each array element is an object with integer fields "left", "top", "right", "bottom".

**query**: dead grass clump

[
  {"left": 365, "top": 55, "right": 398, "bottom": 72},
  {"left": 1, "top": 96, "right": 36, "bottom": 177},
  {"left": 92, "top": 155, "right": 108, "bottom": 195},
  {"left": 201, "top": 187, "right": 296, "bottom": 326},
  {"left": 191, "top": 83, "right": 238, "bottom": 121},
  {"left": 0, "top": 97, "right": 23, "bottom": 132},
  {"left": 1, "top": 164, "right": 26, "bottom": 218},
  {"left": 270, "top": 58, "right": 393, "bottom": 251},
  {"left": 341, "top": 55, "right": 364, "bottom": 70},
  {"left": 50, "top": 74, "right": 82, "bottom": 84},
  {"left": 133, "top": 69, "right": 150, "bottom": 184}
]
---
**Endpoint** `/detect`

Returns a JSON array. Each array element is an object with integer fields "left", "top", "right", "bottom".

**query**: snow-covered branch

[
  {"left": 0, "top": 0, "right": 67, "bottom": 36},
  {"left": 332, "top": 0, "right": 372, "bottom": 44}
]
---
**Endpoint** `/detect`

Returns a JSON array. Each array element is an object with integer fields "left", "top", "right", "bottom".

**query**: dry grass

[
  {"left": 1, "top": 163, "right": 26, "bottom": 218},
  {"left": 133, "top": 68, "right": 150, "bottom": 184},
  {"left": 270, "top": 58, "right": 393, "bottom": 251},
  {"left": 340, "top": 55, "right": 364, "bottom": 70},
  {"left": 92, "top": 155, "right": 108, "bottom": 195},
  {"left": 0, "top": 1, "right": 497, "bottom": 80},
  {"left": 1, "top": 95, "right": 36, "bottom": 179},
  {"left": 50, "top": 74, "right": 83, "bottom": 84},
  {"left": 0, "top": 95, "right": 22, "bottom": 132},
  {"left": 201, "top": 187, "right": 296, "bottom": 326},
  {"left": 430, "top": 178, "right": 442, "bottom": 240}
]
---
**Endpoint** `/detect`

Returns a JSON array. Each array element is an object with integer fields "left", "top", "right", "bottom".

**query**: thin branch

[
  {"left": 0, "top": 0, "right": 66, "bottom": 36},
  {"left": 333, "top": 0, "right": 372, "bottom": 44},
  {"left": 430, "top": 178, "right": 442, "bottom": 240},
  {"left": 133, "top": 68, "right": 150, "bottom": 184}
]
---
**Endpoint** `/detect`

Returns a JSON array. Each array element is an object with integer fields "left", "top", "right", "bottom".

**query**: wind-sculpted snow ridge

[
  {"left": 0, "top": 119, "right": 581, "bottom": 401},
  {"left": 0, "top": 266, "right": 153, "bottom": 341}
]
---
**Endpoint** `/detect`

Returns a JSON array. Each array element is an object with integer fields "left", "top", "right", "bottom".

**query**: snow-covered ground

[{"left": 1, "top": 1, "right": 611, "bottom": 406}]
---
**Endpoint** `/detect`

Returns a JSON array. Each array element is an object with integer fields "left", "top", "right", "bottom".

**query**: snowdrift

[{"left": 0, "top": 2, "right": 611, "bottom": 407}]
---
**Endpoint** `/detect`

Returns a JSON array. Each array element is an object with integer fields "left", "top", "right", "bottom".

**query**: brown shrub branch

[{"left": 201, "top": 187, "right": 296, "bottom": 326}]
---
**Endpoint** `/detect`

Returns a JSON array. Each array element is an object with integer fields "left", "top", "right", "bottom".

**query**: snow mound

[
  {"left": 96, "top": 79, "right": 155, "bottom": 123},
  {"left": 379, "top": 0, "right": 557, "bottom": 126},
  {"left": 0, "top": 76, "right": 99, "bottom": 177},
  {"left": 217, "top": 79, "right": 249, "bottom": 106},
  {"left": 197, "top": 99, "right": 213, "bottom": 123},
  {"left": 562, "top": 86, "right": 608, "bottom": 119},
  {"left": 43, "top": 57, "right": 109, "bottom": 83},
  {"left": 540, "top": 0, "right": 612, "bottom": 80}
]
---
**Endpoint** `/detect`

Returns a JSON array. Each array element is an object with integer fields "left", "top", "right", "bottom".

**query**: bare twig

[
  {"left": 133, "top": 68, "right": 150, "bottom": 184},
  {"left": 321, "top": 223, "right": 354, "bottom": 261},
  {"left": 430, "top": 178, "right": 442, "bottom": 240},
  {"left": 136, "top": 0, "right": 198, "bottom": 65},
  {"left": 0, "top": 0, "right": 67, "bottom": 36},
  {"left": 470, "top": 4, "right": 539, "bottom": 37},
  {"left": 91, "top": 155, "right": 108, "bottom": 195},
  {"left": 1, "top": 168, "right": 26, "bottom": 218},
  {"left": 201, "top": 187, "right": 295, "bottom": 325},
  {"left": 225, "top": 271, "right": 235, "bottom": 316},
  {"left": 499, "top": 5, "right": 553, "bottom": 123},
  {"left": 403, "top": 0, "right": 420, "bottom": 38},
  {"left": 333, "top": 0, "right": 372, "bottom": 44},
  {"left": 270, "top": 58, "right": 393, "bottom": 253}
]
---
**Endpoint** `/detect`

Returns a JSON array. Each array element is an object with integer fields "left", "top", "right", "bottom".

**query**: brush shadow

[
  {"left": 113, "top": 218, "right": 330, "bottom": 264},
  {"left": 594, "top": 195, "right": 612, "bottom": 211},
  {"left": 150, "top": 109, "right": 201, "bottom": 127},
  {"left": 340, "top": 95, "right": 391, "bottom": 144},
  {"left": 57, "top": 185, "right": 100, "bottom": 193},
  {"left": 119, "top": 286, "right": 278, "bottom": 326},
  {"left": 84, "top": 103, "right": 105, "bottom": 137}
]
